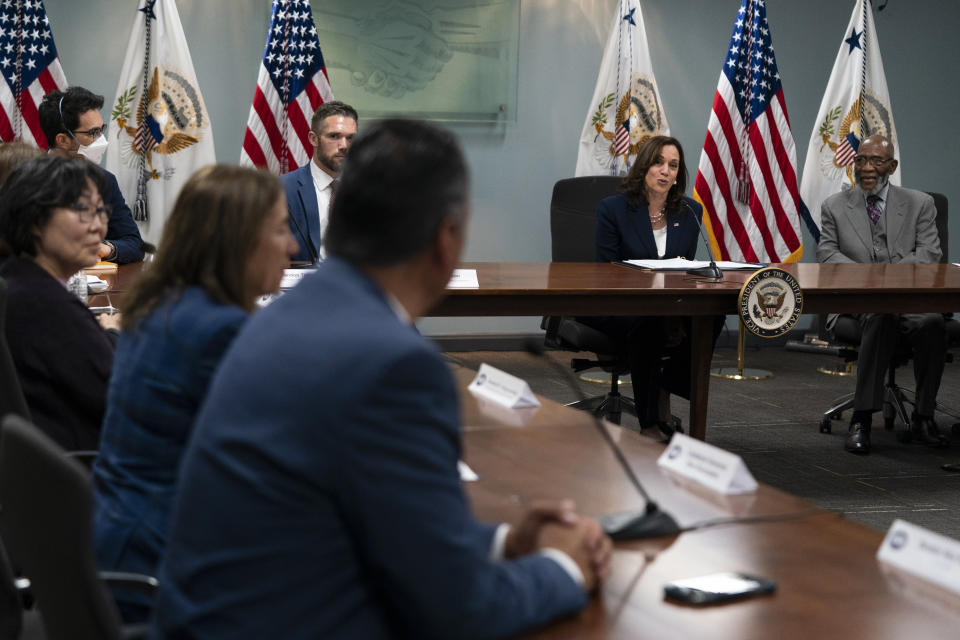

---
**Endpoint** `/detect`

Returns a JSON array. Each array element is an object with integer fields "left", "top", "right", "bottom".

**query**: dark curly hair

[
  {"left": 621, "top": 135, "right": 687, "bottom": 211},
  {"left": 0, "top": 155, "right": 109, "bottom": 258},
  {"left": 38, "top": 87, "right": 105, "bottom": 149}
]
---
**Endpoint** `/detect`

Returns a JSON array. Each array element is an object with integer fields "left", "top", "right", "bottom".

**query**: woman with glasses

[
  {"left": 0, "top": 155, "right": 116, "bottom": 450},
  {"left": 91, "top": 164, "right": 299, "bottom": 622}
]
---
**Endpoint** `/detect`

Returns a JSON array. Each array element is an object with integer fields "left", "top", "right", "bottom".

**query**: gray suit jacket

[
  {"left": 816, "top": 184, "right": 941, "bottom": 265},
  {"left": 816, "top": 184, "right": 941, "bottom": 331}
]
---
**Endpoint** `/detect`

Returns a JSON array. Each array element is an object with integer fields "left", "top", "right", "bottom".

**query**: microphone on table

[
  {"left": 681, "top": 199, "right": 723, "bottom": 280},
  {"left": 288, "top": 213, "right": 319, "bottom": 266},
  {"left": 524, "top": 339, "right": 680, "bottom": 541}
]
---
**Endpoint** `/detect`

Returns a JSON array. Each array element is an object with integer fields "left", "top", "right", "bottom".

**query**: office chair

[
  {"left": 0, "top": 277, "right": 30, "bottom": 424},
  {"left": 541, "top": 176, "right": 638, "bottom": 424},
  {"left": 0, "top": 415, "right": 157, "bottom": 640},
  {"left": 819, "top": 192, "right": 960, "bottom": 434}
]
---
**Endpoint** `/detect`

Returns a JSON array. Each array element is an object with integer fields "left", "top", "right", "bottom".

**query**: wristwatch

[{"left": 103, "top": 240, "right": 116, "bottom": 261}]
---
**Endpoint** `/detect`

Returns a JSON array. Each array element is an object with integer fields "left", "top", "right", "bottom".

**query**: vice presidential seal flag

[
  {"left": 693, "top": 0, "right": 812, "bottom": 263},
  {"left": 799, "top": 0, "right": 899, "bottom": 232},
  {"left": 0, "top": 0, "right": 68, "bottom": 147},
  {"left": 105, "top": 0, "right": 216, "bottom": 246},
  {"left": 240, "top": 0, "right": 333, "bottom": 175},
  {"left": 575, "top": 0, "right": 669, "bottom": 176}
]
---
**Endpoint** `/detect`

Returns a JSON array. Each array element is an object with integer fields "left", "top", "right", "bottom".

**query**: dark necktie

[{"left": 866, "top": 195, "right": 882, "bottom": 224}]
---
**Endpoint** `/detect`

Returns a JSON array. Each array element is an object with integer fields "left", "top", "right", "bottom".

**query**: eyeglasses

[
  {"left": 853, "top": 155, "right": 892, "bottom": 167},
  {"left": 72, "top": 125, "right": 105, "bottom": 139},
  {"left": 58, "top": 95, "right": 105, "bottom": 140},
  {"left": 66, "top": 202, "right": 111, "bottom": 224}
]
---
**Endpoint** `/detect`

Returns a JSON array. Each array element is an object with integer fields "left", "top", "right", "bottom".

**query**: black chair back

[
  {"left": 927, "top": 192, "right": 948, "bottom": 262},
  {"left": 0, "top": 277, "right": 29, "bottom": 423},
  {"left": 0, "top": 414, "right": 123, "bottom": 640},
  {"left": 550, "top": 176, "right": 622, "bottom": 262}
]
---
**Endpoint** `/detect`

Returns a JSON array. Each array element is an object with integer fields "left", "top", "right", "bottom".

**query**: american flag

[
  {"left": 0, "top": 0, "right": 67, "bottom": 148},
  {"left": 613, "top": 120, "right": 630, "bottom": 156},
  {"left": 693, "top": 0, "right": 811, "bottom": 263},
  {"left": 240, "top": 0, "right": 333, "bottom": 174},
  {"left": 834, "top": 131, "right": 859, "bottom": 167}
]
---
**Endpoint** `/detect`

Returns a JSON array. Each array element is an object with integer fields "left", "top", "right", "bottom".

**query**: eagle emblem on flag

[
  {"left": 112, "top": 66, "right": 205, "bottom": 180},
  {"left": 588, "top": 73, "right": 665, "bottom": 170},
  {"left": 813, "top": 90, "right": 894, "bottom": 187}
]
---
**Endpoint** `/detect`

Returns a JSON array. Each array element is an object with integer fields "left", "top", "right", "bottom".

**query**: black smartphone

[{"left": 663, "top": 572, "right": 776, "bottom": 605}]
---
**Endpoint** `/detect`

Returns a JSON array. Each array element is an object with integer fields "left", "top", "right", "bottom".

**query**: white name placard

[
  {"left": 657, "top": 433, "right": 757, "bottom": 495},
  {"left": 878, "top": 519, "right": 960, "bottom": 596},
  {"left": 458, "top": 460, "right": 479, "bottom": 482},
  {"left": 447, "top": 269, "right": 479, "bottom": 289},
  {"left": 467, "top": 363, "right": 541, "bottom": 409},
  {"left": 280, "top": 268, "right": 309, "bottom": 290}
]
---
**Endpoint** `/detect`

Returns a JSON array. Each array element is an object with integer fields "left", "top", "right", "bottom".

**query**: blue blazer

[
  {"left": 596, "top": 193, "right": 702, "bottom": 262},
  {"left": 102, "top": 169, "right": 145, "bottom": 264},
  {"left": 280, "top": 164, "right": 320, "bottom": 263},
  {"left": 153, "top": 258, "right": 586, "bottom": 639},
  {"left": 92, "top": 288, "right": 246, "bottom": 598}
]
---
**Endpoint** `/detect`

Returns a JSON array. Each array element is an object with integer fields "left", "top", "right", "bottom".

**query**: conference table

[
  {"left": 432, "top": 262, "right": 960, "bottom": 441},
  {"left": 457, "top": 366, "right": 960, "bottom": 638},
  {"left": 95, "top": 261, "right": 960, "bottom": 441}
]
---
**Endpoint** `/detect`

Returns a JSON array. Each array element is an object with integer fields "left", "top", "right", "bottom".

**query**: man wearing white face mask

[{"left": 38, "top": 87, "right": 144, "bottom": 264}]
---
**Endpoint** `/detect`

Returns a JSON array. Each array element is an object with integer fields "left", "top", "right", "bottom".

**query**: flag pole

[
  {"left": 133, "top": 0, "right": 155, "bottom": 223},
  {"left": 711, "top": 319, "right": 772, "bottom": 381}
]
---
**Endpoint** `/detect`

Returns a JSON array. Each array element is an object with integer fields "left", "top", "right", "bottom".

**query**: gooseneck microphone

[
  {"left": 524, "top": 339, "right": 680, "bottom": 540},
  {"left": 681, "top": 200, "right": 723, "bottom": 280},
  {"left": 288, "top": 213, "right": 319, "bottom": 266}
]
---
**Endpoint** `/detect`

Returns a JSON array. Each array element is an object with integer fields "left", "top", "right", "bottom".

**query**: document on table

[
  {"left": 621, "top": 258, "right": 765, "bottom": 271},
  {"left": 447, "top": 269, "right": 479, "bottom": 289}
]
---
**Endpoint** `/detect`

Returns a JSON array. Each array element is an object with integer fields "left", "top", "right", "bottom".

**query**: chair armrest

[
  {"left": 99, "top": 571, "right": 158, "bottom": 597},
  {"left": 64, "top": 450, "right": 98, "bottom": 468}
]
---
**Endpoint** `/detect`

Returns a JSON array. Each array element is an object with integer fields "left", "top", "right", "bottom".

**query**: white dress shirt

[{"left": 309, "top": 159, "right": 337, "bottom": 260}]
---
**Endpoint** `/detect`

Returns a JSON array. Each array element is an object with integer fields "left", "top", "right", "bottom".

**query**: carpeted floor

[{"left": 445, "top": 340, "right": 960, "bottom": 539}]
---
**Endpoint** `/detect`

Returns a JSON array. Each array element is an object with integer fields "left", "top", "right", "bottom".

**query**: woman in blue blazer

[
  {"left": 91, "top": 165, "right": 299, "bottom": 621},
  {"left": 586, "top": 136, "right": 721, "bottom": 434}
]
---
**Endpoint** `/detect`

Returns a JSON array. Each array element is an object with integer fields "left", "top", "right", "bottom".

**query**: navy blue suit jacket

[
  {"left": 93, "top": 288, "right": 246, "bottom": 600},
  {"left": 152, "top": 258, "right": 585, "bottom": 639},
  {"left": 595, "top": 193, "right": 702, "bottom": 262},
  {"left": 280, "top": 164, "right": 320, "bottom": 263},
  {"left": 102, "top": 169, "right": 144, "bottom": 264}
]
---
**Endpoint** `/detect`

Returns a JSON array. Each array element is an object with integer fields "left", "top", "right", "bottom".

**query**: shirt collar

[
  {"left": 384, "top": 291, "right": 412, "bottom": 326},
  {"left": 309, "top": 158, "right": 335, "bottom": 190},
  {"left": 863, "top": 182, "right": 889, "bottom": 203}
]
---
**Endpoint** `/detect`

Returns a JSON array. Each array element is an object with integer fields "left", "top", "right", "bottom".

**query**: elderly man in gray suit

[{"left": 817, "top": 135, "right": 947, "bottom": 455}]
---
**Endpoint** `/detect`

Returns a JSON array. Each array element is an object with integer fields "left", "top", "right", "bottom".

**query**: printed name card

[
  {"left": 280, "top": 269, "right": 309, "bottom": 290},
  {"left": 467, "top": 363, "right": 541, "bottom": 409},
  {"left": 447, "top": 269, "right": 479, "bottom": 289},
  {"left": 878, "top": 519, "right": 960, "bottom": 596},
  {"left": 656, "top": 433, "right": 757, "bottom": 495},
  {"left": 458, "top": 460, "right": 479, "bottom": 482}
]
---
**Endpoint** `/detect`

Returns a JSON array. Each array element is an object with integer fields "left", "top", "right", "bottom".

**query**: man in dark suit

[
  {"left": 817, "top": 135, "right": 947, "bottom": 454},
  {"left": 38, "top": 87, "right": 144, "bottom": 264},
  {"left": 152, "top": 119, "right": 611, "bottom": 639},
  {"left": 280, "top": 100, "right": 357, "bottom": 263}
]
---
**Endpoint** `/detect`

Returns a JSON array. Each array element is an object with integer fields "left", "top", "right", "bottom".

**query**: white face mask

[{"left": 77, "top": 134, "right": 109, "bottom": 164}]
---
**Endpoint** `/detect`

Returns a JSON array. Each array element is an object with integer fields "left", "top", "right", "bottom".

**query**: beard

[
  {"left": 316, "top": 149, "right": 344, "bottom": 175},
  {"left": 856, "top": 172, "right": 889, "bottom": 196}
]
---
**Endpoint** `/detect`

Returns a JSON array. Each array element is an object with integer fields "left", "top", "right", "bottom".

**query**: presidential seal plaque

[{"left": 737, "top": 267, "right": 803, "bottom": 338}]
